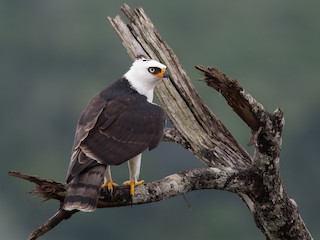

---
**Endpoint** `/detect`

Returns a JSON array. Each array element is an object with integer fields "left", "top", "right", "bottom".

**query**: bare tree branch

[
  {"left": 27, "top": 209, "right": 77, "bottom": 240},
  {"left": 9, "top": 167, "right": 240, "bottom": 239},
  {"left": 163, "top": 128, "right": 191, "bottom": 150},
  {"left": 195, "top": 66, "right": 312, "bottom": 239},
  {"left": 195, "top": 65, "right": 264, "bottom": 132},
  {"left": 9, "top": 168, "right": 240, "bottom": 208}
]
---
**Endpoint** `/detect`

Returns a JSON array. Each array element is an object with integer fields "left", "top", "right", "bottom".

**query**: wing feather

[
  {"left": 72, "top": 95, "right": 106, "bottom": 150},
  {"left": 67, "top": 91, "right": 166, "bottom": 182}
]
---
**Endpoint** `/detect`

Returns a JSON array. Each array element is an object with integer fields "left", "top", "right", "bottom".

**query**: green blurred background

[{"left": 2, "top": 0, "right": 319, "bottom": 239}]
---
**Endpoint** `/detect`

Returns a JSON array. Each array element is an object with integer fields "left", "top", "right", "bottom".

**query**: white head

[{"left": 124, "top": 55, "right": 168, "bottom": 102}]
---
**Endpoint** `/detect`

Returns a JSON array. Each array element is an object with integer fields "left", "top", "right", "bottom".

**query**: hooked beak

[
  {"left": 163, "top": 69, "right": 169, "bottom": 78},
  {"left": 155, "top": 68, "right": 169, "bottom": 78}
]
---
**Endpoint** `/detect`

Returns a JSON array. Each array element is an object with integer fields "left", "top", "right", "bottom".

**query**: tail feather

[{"left": 63, "top": 165, "right": 105, "bottom": 212}]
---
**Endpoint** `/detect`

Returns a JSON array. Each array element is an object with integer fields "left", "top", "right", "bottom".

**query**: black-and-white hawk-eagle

[{"left": 63, "top": 56, "right": 168, "bottom": 212}]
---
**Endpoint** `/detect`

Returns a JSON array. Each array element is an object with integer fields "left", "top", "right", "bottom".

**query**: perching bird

[{"left": 63, "top": 56, "right": 168, "bottom": 212}]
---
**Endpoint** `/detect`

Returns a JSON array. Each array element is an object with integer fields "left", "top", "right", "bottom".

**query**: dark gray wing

[
  {"left": 72, "top": 95, "right": 106, "bottom": 150},
  {"left": 66, "top": 94, "right": 107, "bottom": 182},
  {"left": 66, "top": 93, "right": 166, "bottom": 183}
]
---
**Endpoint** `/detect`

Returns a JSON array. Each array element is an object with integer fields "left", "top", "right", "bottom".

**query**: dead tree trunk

[
  {"left": 108, "top": 4, "right": 313, "bottom": 239},
  {"left": 10, "top": 4, "right": 313, "bottom": 240}
]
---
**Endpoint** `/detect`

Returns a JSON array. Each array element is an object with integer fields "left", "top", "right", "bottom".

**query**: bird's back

[{"left": 63, "top": 77, "right": 166, "bottom": 212}]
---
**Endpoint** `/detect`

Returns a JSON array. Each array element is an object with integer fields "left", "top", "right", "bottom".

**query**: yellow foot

[
  {"left": 102, "top": 180, "right": 118, "bottom": 193},
  {"left": 123, "top": 180, "right": 145, "bottom": 196}
]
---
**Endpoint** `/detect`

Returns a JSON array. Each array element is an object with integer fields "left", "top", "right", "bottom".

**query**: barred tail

[{"left": 63, "top": 165, "right": 105, "bottom": 212}]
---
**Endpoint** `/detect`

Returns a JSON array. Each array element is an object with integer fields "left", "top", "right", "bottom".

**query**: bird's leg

[
  {"left": 123, "top": 154, "right": 144, "bottom": 196},
  {"left": 102, "top": 165, "right": 118, "bottom": 193}
]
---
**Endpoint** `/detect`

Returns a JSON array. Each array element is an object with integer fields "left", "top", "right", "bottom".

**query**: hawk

[{"left": 63, "top": 56, "right": 168, "bottom": 212}]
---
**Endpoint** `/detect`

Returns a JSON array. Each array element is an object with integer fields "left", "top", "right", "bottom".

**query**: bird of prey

[{"left": 63, "top": 56, "right": 168, "bottom": 212}]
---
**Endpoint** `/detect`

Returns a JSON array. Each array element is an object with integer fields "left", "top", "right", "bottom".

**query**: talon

[
  {"left": 102, "top": 180, "right": 118, "bottom": 193},
  {"left": 123, "top": 180, "right": 145, "bottom": 196}
]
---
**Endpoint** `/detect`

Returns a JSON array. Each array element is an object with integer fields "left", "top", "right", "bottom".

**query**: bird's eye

[
  {"left": 148, "top": 67, "right": 161, "bottom": 74},
  {"left": 148, "top": 67, "right": 155, "bottom": 73}
]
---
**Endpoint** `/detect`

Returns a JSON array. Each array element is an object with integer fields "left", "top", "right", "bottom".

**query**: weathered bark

[
  {"left": 108, "top": 5, "right": 251, "bottom": 170},
  {"left": 10, "top": 4, "right": 313, "bottom": 240},
  {"left": 196, "top": 67, "right": 312, "bottom": 239},
  {"left": 109, "top": 6, "right": 312, "bottom": 238},
  {"left": 9, "top": 167, "right": 240, "bottom": 240},
  {"left": 9, "top": 167, "right": 240, "bottom": 208}
]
